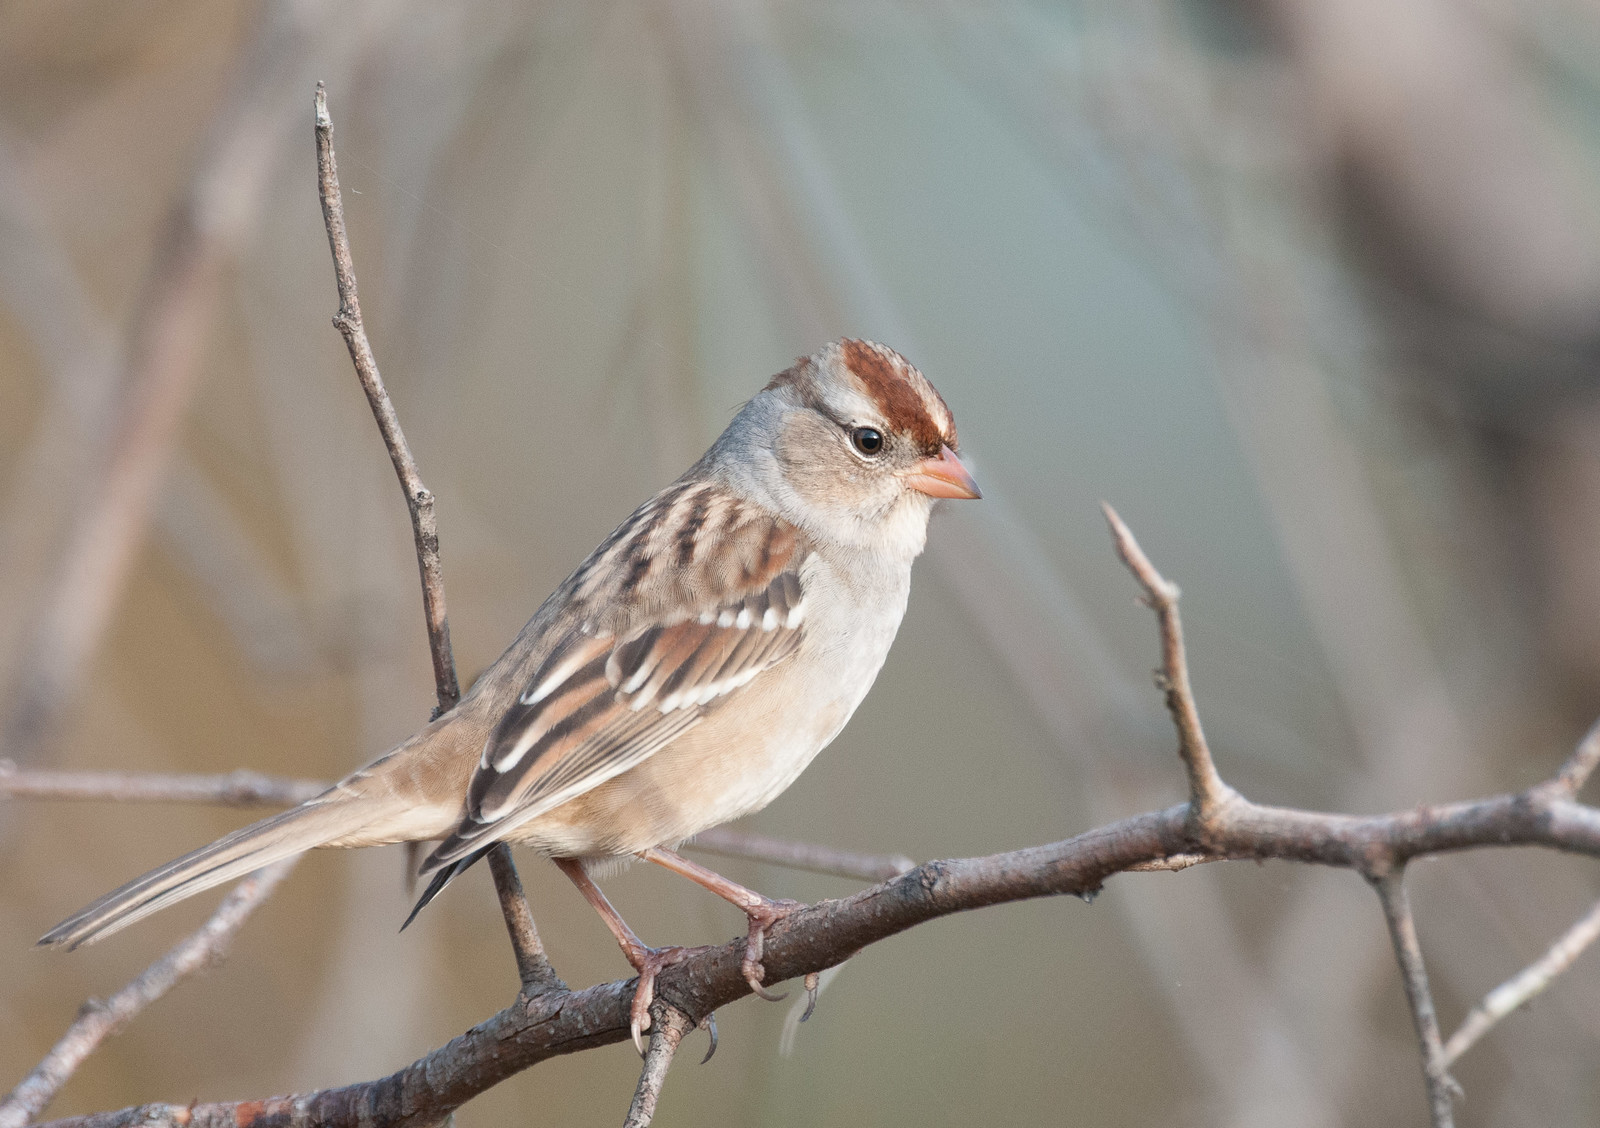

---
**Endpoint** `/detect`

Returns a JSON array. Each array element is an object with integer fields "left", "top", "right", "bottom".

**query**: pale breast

[{"left": 505, "top": 546, "right": 913, "bottom": 857}]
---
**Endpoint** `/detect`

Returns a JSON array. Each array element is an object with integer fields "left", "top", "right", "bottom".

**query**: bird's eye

[{"left": 850, "top": 427, "right": 884, "bottom": 456}]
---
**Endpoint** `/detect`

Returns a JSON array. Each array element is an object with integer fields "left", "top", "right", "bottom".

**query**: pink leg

[
  {"left": 554, "top": 858, "right": 710, "bottom": 1054},
  {"left": 639, "top": 846, "right": 801, "bottom": 1001}
]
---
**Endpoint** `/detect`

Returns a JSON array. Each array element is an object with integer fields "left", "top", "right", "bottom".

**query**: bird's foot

[
  {"left": 622, "top": 941, "right": 713, "bottom": 1055},
  {"left": 739, "top": 897, "right": 802, "bottom": 1001}
]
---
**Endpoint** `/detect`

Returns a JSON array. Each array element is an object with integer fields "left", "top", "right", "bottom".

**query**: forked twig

[
  {"left": 19, "top": 482, "right": 1600, "bottom": 1127},
  {"left": 9, "top": 83, "right": 1600, "bottom": 1125},
  {"left": 28, "top": 706, "right": 1600, "bottom": 1125}
]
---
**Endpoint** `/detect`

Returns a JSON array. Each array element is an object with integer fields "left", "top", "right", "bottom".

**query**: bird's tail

[{"left": 39, "top": 794, "right": 383, "bottom": 950}]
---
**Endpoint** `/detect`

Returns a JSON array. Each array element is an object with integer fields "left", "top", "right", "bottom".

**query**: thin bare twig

[
  {"left": 660, "top": 8, "right": 1323, "bottom": 1112},
  {"left": 0, "top": 763, "right": 325, "bottom": 807},
  {"left": 0, "top": 17, "right": 380, "bottom": 1112},
  {"left": 314, "top": 83, "right": 555, "bottom": 982},
  {"left": 0, "top": 859, "right": 297, "bottom": 1128},
  {"left": 314, "top": 83, "right": 459, "bottom": 716},
  {"left": 1549, "top": 716, "right": 1600, "bottom": 798},
  {"left": 689, "top": 827, "right": 914, "bottom": 882},
  {"left": 16, "top": 84, "right": 1600, "bottom": 1118},
  {"left": 1443, "top": 895, "right": 1600, "bottom": 1067},
  {"left": 1102, "top": 504, "right": 1235, "bottom": 823},
  {"left": 623, "top": 1006, "right": 691, "bottom": 1128},
  {"left": 1372, "top": 869, "right": 1458, "bottom": 1128},
  {"left": 485, "top": 845, "right": 564, "bottom": 997}
]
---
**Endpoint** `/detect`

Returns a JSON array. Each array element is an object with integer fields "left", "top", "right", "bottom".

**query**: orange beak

[{"left": 901, "top": 445, "right": 982, "bottom": 500}]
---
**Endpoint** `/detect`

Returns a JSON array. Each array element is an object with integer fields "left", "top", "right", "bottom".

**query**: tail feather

[
  {"left": 40, "top": 798, "right": 368, "bottom": 950},
  {"left": 400, "top": 845, "right": 490, "bottom": 931}
]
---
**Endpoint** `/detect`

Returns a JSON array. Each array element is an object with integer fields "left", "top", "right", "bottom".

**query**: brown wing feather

[{"left": 420, "top": 495, "right": 807, "bottom": 872}]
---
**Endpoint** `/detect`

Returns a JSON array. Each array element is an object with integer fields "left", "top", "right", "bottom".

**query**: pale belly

[
  {"left": 505, "top": 556, "right": 909, "bottom": 858},
  {"left": 504, "top": 663, "right": 870, "bottom": 857}
]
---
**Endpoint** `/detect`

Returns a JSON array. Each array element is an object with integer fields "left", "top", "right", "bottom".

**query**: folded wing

[{"left": 419, "top": 494, "right": 807, "bottom": 880}]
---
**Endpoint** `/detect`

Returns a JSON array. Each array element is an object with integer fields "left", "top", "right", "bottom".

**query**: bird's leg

[
  {"left": 553, "top": 858, "right": 710, "bottom": 1055},
  {"left": 639, "top": 846, "right": 801, "bottom": 1001}
]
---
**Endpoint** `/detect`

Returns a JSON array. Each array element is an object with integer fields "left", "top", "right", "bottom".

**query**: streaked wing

[
  {"left": 479, "top": 572, "right": 803, "bottom": 821},
  {"left": 421, "top": 497, "right": 807, "bottom": 872}
]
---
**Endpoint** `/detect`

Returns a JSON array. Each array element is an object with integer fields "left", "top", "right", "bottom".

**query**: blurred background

[{"left": 2, "top": 0, "right": 1600, "bottom": 1123}]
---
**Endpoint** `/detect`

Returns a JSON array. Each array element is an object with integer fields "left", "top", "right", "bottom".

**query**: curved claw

[
  {"left": 740, "top": 898, "right": 802, "bottom": 1002},
  {"left": 630, "top": 981, "right": 653, "bottom": 1056},
  {"left": 744, "top": 962, "right": 789, "bottom": 1002},
  {"left": 699, "top": 1012, "right": 719, "bottom": 1064},
  {"left": 621, "top": 944, "right": 707, "bottom": 1057},
  {"left": 800, "top": 971, "right": 821, "bottom": 1022}
]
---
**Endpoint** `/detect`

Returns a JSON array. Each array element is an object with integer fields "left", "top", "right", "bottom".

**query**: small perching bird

[{"left": 42, "top": 339, "right": 981, "bottom": 1048}]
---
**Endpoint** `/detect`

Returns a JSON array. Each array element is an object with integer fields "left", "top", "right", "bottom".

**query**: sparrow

[{"left": 41, "top": 339, "right": 980, "bottom": 1048}]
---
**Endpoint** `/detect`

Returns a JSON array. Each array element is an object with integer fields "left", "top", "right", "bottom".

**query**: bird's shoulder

[{"left": 556, "top": 475, "right": 812, "bottom": 639}]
